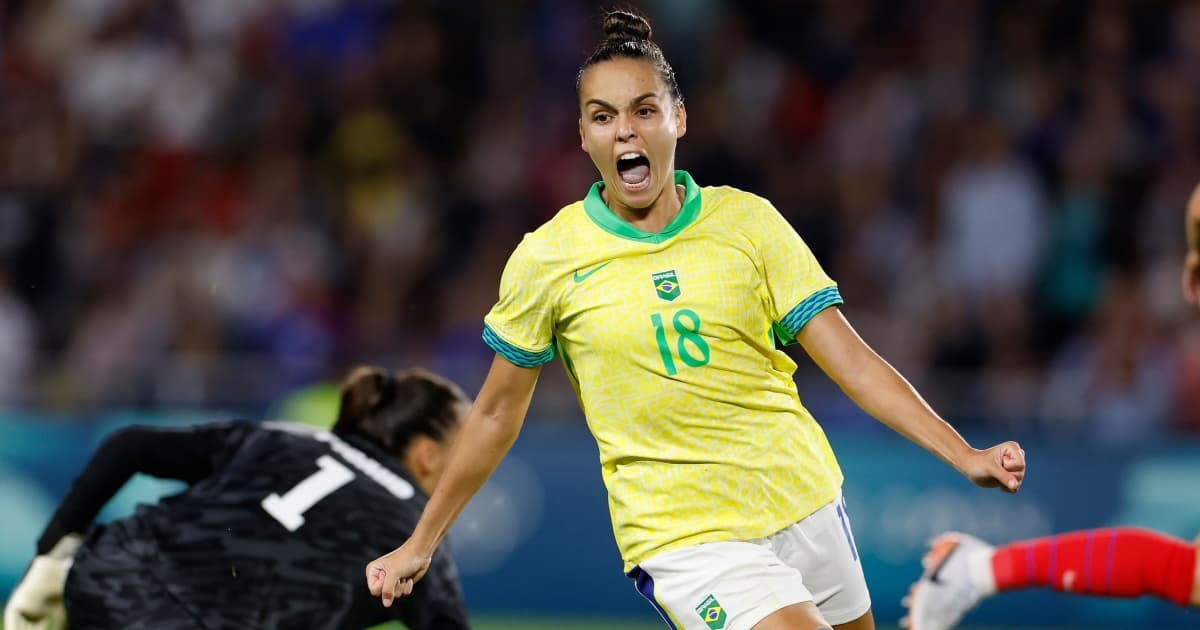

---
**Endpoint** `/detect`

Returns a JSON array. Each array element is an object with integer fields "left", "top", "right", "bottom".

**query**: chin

[{"left": 611, "top": 179, "right": 658, "bottom": 209}]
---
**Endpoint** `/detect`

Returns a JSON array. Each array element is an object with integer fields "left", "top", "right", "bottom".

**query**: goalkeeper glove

[{"left": 4, "top": 534, "right": 82, "bottom": 630}]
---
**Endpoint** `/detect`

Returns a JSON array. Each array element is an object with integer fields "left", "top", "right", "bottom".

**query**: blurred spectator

[
  {"left": 1041, "top": 272, "right": 1175, "bottom": 445},
  {"left": 937, "top": 113, "right": 1046, "bottom": 308},
  {"left": 0, "top": 266, "right": 36, "bottom": 406},
  {"left": 1176, "top": 327, "right": 1200, "bottom": 435},
  {"left": 1036, "top": 131, "right": 1110, "bottom": 349}
]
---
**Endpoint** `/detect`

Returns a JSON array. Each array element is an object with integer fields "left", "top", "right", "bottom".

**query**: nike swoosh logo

[
  {"left": 927, "top": 544, "right": 961, "bottom": 584},
  {"left": 573, "top": 261, "right": 611, "bottom": 283}
]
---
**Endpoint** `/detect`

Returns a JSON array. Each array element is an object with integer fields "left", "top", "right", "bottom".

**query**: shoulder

[
  {"left": 506, "top": 200, "right": 589, "bottom": 265},
  {"left": 696, "top": 185, "right": 791, "bottom": 243},
  {"left": 127, "top": 419, "right": 260, "bottom": 447},
  {"left": 222, "top": 421, "right": 314, "bottom": 457},
  {"left": 258, "top": 420, "right": 320, "bottom": 440},
  {"left": 700, "top": 185, "right": 779, "bottom": 220}
]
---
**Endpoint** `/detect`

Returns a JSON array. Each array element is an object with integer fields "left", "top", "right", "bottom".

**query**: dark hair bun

[
  {"left": 603, "top": 10, "right": 652, "bottom": 43},
  {"left": 342, "top": 366, "right": 393, "bottom": 416}
]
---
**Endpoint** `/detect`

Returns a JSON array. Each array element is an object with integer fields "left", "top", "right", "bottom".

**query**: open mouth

[{"left": 616, "top": 152, "right": 651, "bottom": 189}]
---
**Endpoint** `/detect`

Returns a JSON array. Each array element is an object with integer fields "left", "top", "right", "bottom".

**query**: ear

[
  {"left": 579, "top": 117, "right": 587, "bottom": 152},
  {"left": 675, "top": 103, "right": 687, "bottom": 139},
  {"left": 410, "top": 436, "right": 438, "bottom": 475},
  {"left": 402, "top": 435, "right": 436, "bottom": 482}
]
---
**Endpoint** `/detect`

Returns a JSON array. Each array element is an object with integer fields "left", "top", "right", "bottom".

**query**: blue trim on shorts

[
  {"left": 836, "top": 499, "right": 859, "bottom": 562},
  {"left": 628, "top": 567, "right": 678, "bottom": 629}
]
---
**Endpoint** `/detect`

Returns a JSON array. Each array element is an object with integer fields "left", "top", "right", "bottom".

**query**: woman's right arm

[{"left": 367, "top": 355, "right": 541, "bottom": 607}]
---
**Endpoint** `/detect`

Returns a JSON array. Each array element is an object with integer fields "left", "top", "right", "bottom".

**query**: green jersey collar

[{"left": 583, "top": 170, "right": 702, "bottom": 243}]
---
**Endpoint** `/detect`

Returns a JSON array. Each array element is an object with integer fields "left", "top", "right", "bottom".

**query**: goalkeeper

[{"left": 4, "top": 366, "right": 470, "bottom": 630}]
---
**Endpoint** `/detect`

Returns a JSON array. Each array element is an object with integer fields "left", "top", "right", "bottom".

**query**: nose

[{"left": 616, "top": 114, "right": 635, "bottom": 142}]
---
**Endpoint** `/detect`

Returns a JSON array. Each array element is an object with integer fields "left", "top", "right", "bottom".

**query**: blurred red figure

[{"left": 903, "top": 529, "right": 1200, "bottom": 630}]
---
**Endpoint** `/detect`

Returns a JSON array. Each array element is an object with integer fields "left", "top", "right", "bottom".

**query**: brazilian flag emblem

[
  {"left": 652, "top": 270, "right": 681, "bottom": 301},
  {"left": 695, "top": 594, "right": 726, "bottom": 629}
]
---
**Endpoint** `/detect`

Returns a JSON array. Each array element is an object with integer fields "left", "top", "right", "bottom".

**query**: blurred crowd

[{"left": 1, "top": 0, "right": 1199, "bottom": 443}]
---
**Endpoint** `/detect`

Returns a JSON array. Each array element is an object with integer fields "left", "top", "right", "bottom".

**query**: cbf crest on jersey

[
  {"left": 695, "top": 594, "right": 727, "bottom": 629},
  {"left": 652, "top": 270, "right": 681, "bottom": 301}
]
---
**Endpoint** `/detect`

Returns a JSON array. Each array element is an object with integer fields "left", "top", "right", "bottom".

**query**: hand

[
  {"left": 1183, "top": 250, "right": 1200, "bottom": 307},
  {"left": 366, "top": 541, "right": 433, "bottom": 608},
  {"left": 4, "top": 534, "right": 81, "bottom": 630},
  {"left": 959, "top": 442, "right": 1026, "bottom": 493}
]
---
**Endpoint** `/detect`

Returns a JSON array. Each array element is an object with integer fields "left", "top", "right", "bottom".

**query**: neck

[{"left": 605, "top": 180, "right": 684, "bottom": 234}]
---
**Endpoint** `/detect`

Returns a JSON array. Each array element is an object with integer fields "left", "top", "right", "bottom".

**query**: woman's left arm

[{"left": 797, "top": 308, "right": 1026, "bottom": 493}]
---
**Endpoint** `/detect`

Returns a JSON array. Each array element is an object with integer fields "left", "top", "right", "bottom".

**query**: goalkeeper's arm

[
  {"left": 6, "top": 423, "right": 241, "bottom": 627},
  {"left": 35, "top": 423, "right": 238, "bottom": 554}
]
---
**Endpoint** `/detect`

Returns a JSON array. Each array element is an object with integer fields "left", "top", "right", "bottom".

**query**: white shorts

[{"left": 628, "top": 491, "right": 871, "bottom": 630}]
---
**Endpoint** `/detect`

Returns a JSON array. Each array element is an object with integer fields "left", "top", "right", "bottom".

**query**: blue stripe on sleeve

[
  {"left": 482, "top": 325, "right": 555, "bottom": 368},
  {"left": 779, "top": 286, "right": 844, "bottom": 337}
]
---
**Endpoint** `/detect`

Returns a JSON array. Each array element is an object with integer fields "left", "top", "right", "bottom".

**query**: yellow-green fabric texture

[{"left": 483, "top": 171, "right": 844, "bottom": 571}]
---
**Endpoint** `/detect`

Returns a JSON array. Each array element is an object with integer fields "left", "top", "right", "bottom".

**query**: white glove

[{"left": 4, "top": 534, "right": 82, "bottom": 630}]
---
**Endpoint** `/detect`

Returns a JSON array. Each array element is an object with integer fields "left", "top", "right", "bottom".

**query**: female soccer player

[
  {"left": 367, "top": 10, "right": 1026, "bottom": 630},
  {"left": 903, "top": 528, "right": 1199, "bottom": 630},
  {"left": 5, "top": 366, "right": 470, "bottom": 630}
]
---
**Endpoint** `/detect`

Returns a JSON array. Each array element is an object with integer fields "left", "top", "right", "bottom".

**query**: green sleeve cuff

[
  {"left": 482, "top": 325, "right": 555, "bottom": 367},
  {"left": 774, "top": 286, "right": 844, "bottom": 344}
]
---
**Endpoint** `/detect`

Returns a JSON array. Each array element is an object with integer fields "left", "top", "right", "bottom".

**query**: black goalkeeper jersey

[{"left": 46, "top": 420, "right": 468, "bottom": 630}]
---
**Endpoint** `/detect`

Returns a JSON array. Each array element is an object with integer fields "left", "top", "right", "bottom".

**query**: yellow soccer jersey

[{"left": 483, "top": 171, "right": 845, "bottom": 571}]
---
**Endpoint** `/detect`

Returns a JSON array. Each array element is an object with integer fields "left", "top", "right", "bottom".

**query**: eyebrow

[{"left": 584, "top": 92, "right": 659, "bottom": 110}]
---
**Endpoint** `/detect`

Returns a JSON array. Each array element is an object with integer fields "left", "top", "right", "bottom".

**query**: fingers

[
  {"left": 995, "top": 443, "right": 1025, "bottom": 492},
  {"left": 367, "top": 547, "right": 431, "bottom": 607},
  {"left": 366, "top": 564, "right": 384, "bottom": 597},
  {"left": 383, "top": 572, "right": 398, "bottom": 608},
  {"left": 9, "top": 612, "right": 36, "bottom": 630},
  {"left": 999, "top": 466, "right": 1022, "bottom": 492},
  {"left": 1000, "top": 443, "right": 1025, "bottom": 472},
  {"left": 383, "top": 575, "right": 414, "bottom": 608}
]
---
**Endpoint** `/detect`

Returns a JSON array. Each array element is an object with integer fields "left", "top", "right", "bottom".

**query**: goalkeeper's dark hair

[
  {"left": 576, "top": 9, "right": 683, "bottom": 107},
  {"left": 333, "top": 366, "right": 469, "bottom": 458}
]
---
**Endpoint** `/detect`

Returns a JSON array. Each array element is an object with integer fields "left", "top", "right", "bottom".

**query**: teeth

[{"left": 618, "top": 152, "right": 642, "bottom": 161}]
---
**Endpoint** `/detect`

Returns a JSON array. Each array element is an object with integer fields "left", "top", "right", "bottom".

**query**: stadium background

[{"left": 0, "top": 0, "right": 1198, "bottom": 628}]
